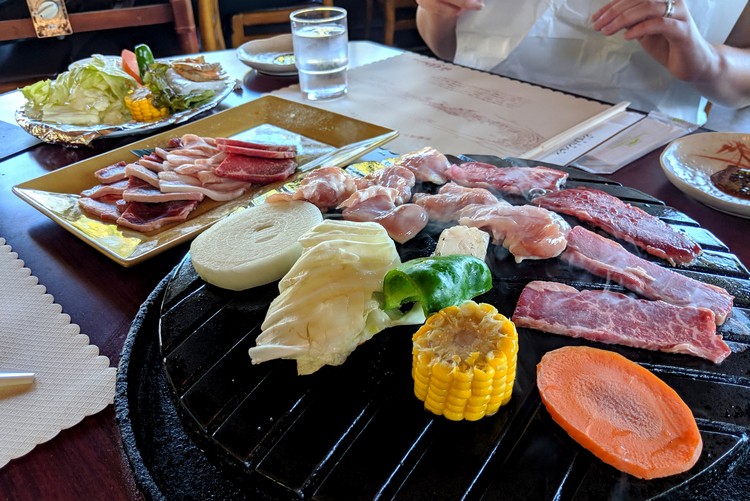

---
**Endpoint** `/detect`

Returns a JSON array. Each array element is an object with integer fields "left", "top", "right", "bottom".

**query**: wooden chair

[
  {"left": 198, "top": 0, "right": 334, "bottom": 51},
  {"left": 0, "top": 0, "right": 199, "bottom": 54},
  {"left": 365, "top": 0, "right": 418, "bottom": 47}
]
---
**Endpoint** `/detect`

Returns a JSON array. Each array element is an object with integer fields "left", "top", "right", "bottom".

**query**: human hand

[
  {"left": 416, "top": 0, "right": 485, "bottom": 18},
  {"left": 591, "top": 0, "right": 716, "bottom": 82}
]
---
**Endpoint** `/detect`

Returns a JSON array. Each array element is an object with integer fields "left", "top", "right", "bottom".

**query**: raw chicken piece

[{"left": 392, "top": 146, "right": 450, "bottom": 184}]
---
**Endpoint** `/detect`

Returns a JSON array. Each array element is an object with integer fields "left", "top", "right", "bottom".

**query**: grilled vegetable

[
  {"left": 134, "top": 43, "right": 155, "bottom": 81},
  {"left": 412, "top": 301, "right": 518, "bottom": 421},
  {"left": 124, "top": 87, "right": 169, "bottom": 121},
  {"left": 383, "top": 254, "right": 492, "bottom": 316}
]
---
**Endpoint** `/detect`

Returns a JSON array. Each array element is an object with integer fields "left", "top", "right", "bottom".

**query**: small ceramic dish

[
  {"left": 660, "top": 131, "right": 750, "bottom": 218},
  {"left": 236, "top": 34, "right": 297, "bottom": 76}
]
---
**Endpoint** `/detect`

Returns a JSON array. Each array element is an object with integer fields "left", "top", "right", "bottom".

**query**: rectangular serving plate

[{"left": 13, "top": 95, "right": 398, "bottom": 267}]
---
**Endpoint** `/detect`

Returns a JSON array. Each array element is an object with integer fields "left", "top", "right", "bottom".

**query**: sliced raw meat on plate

[
  {"left": 78, "top": 197, "right": 122, "bottom": 223},
  {"left": 512, "top": 280, "right": 731, "bottom": 364},
  {"left": 80, "top": 179, "right": 129, "bottom": 199},
  {"left": 215, "top": 154, "right": 296, "bottom": 183},
  {"left": 116, "top": 200, "right": 200, "bottom": 232},
  {"left": 534, "top": 187, "right": 702, "bottom": 266},
  {"left": 562, "top": 226, "right": 734, "bottom": 325},
  {"left": 446, "top": 162, "right": 568, "bottom": 197},
  {"left": 94, "top": 161, "right": 128, "bottom": 184}
]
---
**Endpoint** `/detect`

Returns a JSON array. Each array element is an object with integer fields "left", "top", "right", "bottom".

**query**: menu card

[{"left": 272, "top": 51, "right": 624, "bottom": 157}]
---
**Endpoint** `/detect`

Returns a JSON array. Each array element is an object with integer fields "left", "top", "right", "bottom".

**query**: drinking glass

[{"left": 290, "top": 6, "right": 349, "bottom": 101}]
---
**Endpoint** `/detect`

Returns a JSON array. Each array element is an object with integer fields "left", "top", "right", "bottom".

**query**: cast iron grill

[{"left": 152, "top": 156, "right": 750, "bottom": 499}]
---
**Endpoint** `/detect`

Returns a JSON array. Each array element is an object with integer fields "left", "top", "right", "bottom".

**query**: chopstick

[
  {"left": 0, "top": 371, "right": 35, "bottom": 389},
  {"left": 520, "top": 101, "right": 631, "bottom": 160}
]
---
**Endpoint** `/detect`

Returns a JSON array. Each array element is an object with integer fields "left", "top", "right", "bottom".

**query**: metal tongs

[{"left": 0, "top": 371, "right": 35, "bottom": 389}]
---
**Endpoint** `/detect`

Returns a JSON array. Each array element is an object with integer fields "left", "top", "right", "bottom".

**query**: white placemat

[{"left": 0, "top": 237, "right": 116, "bottom": 468}]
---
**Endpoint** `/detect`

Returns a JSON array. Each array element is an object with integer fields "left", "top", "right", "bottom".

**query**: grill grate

[{"left": 155, "top": 156, "right": 750, "bottom": 499}]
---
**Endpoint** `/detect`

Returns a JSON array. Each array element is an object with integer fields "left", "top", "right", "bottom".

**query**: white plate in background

[
  {"left": 236, "top": 34, "right": 297, "bottom": 76},
  {"left": 660, "top": 131, "right": 750, "bottom": 218}
]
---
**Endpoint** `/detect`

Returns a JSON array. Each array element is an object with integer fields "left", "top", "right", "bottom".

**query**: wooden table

[{"left": 0, "top": 41, "right": 748, "bottom": 500}]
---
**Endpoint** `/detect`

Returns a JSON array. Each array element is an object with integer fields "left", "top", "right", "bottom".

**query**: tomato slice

[{"left": 121, "top": 49, "right": 142, "bottom": 85}]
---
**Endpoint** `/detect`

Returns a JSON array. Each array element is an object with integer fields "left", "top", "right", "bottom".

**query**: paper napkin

[{"left": 0, "top": 237, "right": 116, "bottom": 468}]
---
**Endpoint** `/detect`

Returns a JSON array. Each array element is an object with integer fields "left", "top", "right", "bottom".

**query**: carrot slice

[
  {"left": 121, "top": 49, "right": 142, "bottom": 84},
  {"left": 536, "top": 346, "right": 702, "bottom": 480}
]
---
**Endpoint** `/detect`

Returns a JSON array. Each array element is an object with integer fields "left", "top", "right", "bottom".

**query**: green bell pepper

[
  {"left": 382, "top": 254, "right": 492, "bottom": 316},
  {"left": 134, "top": 44, "right": 155, "bottom": 81}
]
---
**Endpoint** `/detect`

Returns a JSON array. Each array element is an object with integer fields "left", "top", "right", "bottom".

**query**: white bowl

[
  {"left": 660, "top": 131, "right": 750, "bottom": 218},
  {"left": 236, "top": 34, "right": 297, "bottom": 76}
]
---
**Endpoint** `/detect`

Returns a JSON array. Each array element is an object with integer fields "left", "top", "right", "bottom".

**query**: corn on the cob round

[
  {"left": 412, "top": 301, "right": 518, "bottom": 421},
  {"left": 124, "top": 87, "right": 169, "bottom": 121}
]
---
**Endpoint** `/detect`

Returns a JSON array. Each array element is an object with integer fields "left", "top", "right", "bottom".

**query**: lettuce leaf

[
  {"left": 21, "top": 55, "right": 137, "bottom": 125},
  {"left": 144, "top": 62, "right": 216, "bottom": 113}
]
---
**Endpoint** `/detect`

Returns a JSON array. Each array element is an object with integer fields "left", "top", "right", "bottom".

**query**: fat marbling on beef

[
  {"left": 512, "top": 280, "right": 731, "bottom": 364},
  {"left": 534, "top": 187, "right": 701, "bottom": 266},
  {"left": 561, "top": 226, "right": 734, "bottom": 325}
]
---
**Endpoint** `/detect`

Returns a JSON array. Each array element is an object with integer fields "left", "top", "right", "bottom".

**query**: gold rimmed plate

[{"left": 12, "top": 95, "right": 398, "bottom": 267}]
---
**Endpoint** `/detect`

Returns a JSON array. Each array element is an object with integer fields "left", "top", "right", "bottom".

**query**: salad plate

[
  {"left": 12, "top": 96, "right": 398, "bottom": 267},
  {"left": 236, "top": 34, "right": 297, "bottom": 76},
  {"left": 16, "top": 54, "right": 238, "bottom": 146},
  {"left": 660, "top": 132, "right": 750, "bottom": 218}
]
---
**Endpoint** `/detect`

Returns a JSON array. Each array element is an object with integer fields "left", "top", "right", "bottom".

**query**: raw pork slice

[
  {"left": 216, "top": 137, "right": 297, "bottom": 153},
  {"left": 215, "top": 154, "right": 297, "bottom": 183},
  {"left": 562, "top": 226, "right": 734, "bottom": 324},
  {"left": 94, "top": 161, "right": 128, "bottom": 183},
  {"left": 217, "top": 143, "right": 297, "bottom": 159},
  {"left": 512, "top": 281, "right": 731, "bottom": 364},
  {"left": 116, "top": 200, "right": 199, "bottom": 232},
  {"left": 78, "top": 197, "right": 122, "bottom": 222},
  {"left": 446, "top": 162, "right": 568, "bottom": 196},
  {"left": 80, "top": 179, "right": 129, "bottom": 199},
  {"left": 534, "top": 187, "right": 702, "bottom": 265}
]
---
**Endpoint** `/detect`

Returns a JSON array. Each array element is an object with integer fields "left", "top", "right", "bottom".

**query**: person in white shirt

[{"left": 416, "top": 0, "right": 750, "bottom": 125}]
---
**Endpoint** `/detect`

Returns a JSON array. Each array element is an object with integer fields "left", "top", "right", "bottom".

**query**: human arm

[
  {"left": 415, "top": 0, "right": 484, "bottom": 60},
  {"left": 592, "top": 0, "right": 750, "bottom": 109}
]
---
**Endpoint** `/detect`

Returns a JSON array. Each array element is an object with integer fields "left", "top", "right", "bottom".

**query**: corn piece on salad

[
  {"left": 124, "top": 87, "right": 169, "bottom": 121},
  {"left": 412, "top": 301, "right": 518, "bottom": 421}
]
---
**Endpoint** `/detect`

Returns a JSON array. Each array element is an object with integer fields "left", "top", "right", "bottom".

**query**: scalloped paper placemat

[{"left": 0, "top": 237, "right": 116, "bottom": 468}]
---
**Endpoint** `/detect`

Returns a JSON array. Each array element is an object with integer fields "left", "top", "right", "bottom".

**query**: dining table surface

[{"left": 0, "top": 39, "right": 749, "bottom": 500}]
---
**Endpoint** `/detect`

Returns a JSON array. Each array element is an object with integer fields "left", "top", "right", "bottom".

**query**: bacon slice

[
  {"left": 80, "top": 179, "right": 129, "bottom": 199},
  {"left": 446, "top": 162, "right": 568, "bottom": 196},
  {"left": 216, "top": 137, "right": 297, "bottom": 153},
  {"left": 562, "top": 226, "right": 734, "bottom": 325},
  {"left": 217, "top": 143, "right": 297, "bottom": 159},
  {"left": 116, "top": 200, "right": 199, "bottom": 232},
  {"left": 78, "top": 197, "right": 122, "bottom": 222},
  {"left": 413, "top": 182, "right": 500, "bottom": 222},
  {"left": 534, "top": 187, "right": 702, "bottom": 266},
  {"left": 125, "top": 163, "right": 160, "bottom": 188},
  {"left": 458, "top": 203, "right": 569, "bottom": 262},
  {"left": 122, "top": 182, "right": 204, "bottom": 203},
  {"left": 512, "top": 281, "right": 731, "bottom": 364},
  {"left": 94, "top": 161, "right": 128, "bottom": 184}
]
